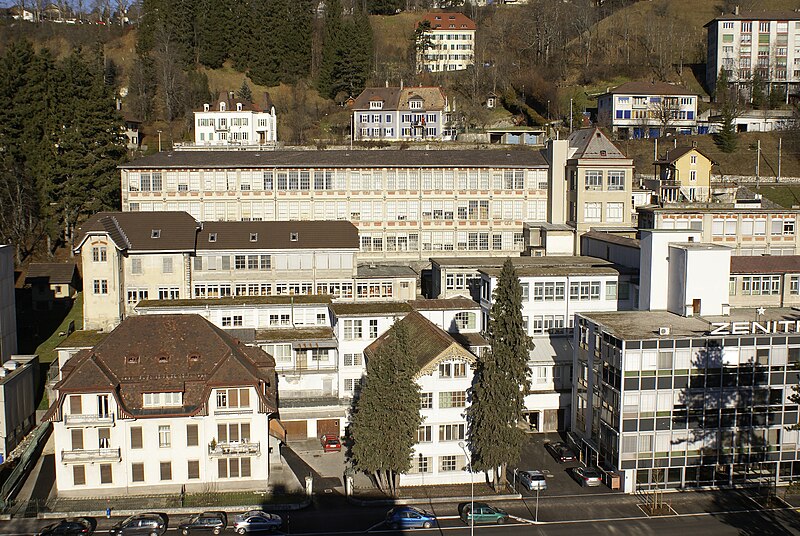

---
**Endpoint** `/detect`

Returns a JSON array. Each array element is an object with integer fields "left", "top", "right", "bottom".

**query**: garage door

[
  {"left": 317, "top": 419, "right": 340, "bottom": 439},
  {"left": 282, "top": 420, "right": 308, "bottom": 441}
]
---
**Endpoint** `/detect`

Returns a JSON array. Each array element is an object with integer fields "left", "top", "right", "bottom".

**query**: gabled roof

[
  {"left": 730, "top": 255, "right": 800, "bottom": 275},
  {"left": 46, "top": 314, "right": 277, "bottom": 421},
  {"left": 568, "top": 128, "right": 628, "bottom": 160},
  {"left": 330, "top": 302, "right": 413, "bottom": 316},
  {"left": 602, "top": 81, "right": 697, "bottom": 97},
  {"left": 409, "top": 298, "right": 480, "bottom": 311},
  {"left": 418, "top": 12, "right": 476, "bottom": 31},
  {"left": 364, "top": 311, "right": 475, "bottom": 376},
  {"left": 197, "top": 220, "right": 358, "bottom": 251},
  {"left": 705, "top": 12, "right": 800, "bottom": 25},
  {"left": 351, "top": 87, "right": 447, "bottom": 112},
  {"left": 75, "top": 211, "right": 200, "bottom": 253},
  {"left": 654, "top": 146, "right": 715, "bottom": 166},
  {"left": 25, "top": 263, "right": 77, "bottom": 285},
  {"left": 202, "top": 91, "right": 274, "bottom": 113}
]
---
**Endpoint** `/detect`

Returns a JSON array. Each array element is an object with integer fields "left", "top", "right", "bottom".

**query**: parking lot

[{"left": 510, "top": 432, "right": 619, "bottom": 498}]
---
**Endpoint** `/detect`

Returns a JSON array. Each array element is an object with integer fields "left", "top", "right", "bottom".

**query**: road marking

[{"left": 534, "top": 505, "right": 798, "bottom": 526}]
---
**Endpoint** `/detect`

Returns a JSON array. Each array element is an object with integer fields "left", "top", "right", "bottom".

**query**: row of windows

[
  {"left": 128, "top": 169, "right": 542, "bottom": 193},
  {"left": 360, "top": 231, "right": 525, "bottom": 253},
  {"left": 711, "top": 217, "right": 795, "bottom": 236},
  {"left": 584, "top": 202, "right": 625, "bottom": 223},
  {"left": 70, "top": 457, "right": 252, "bottom": 487},
  {"left": 358, "top": 113, "right": 439, "bottom": 123},
  {"left": 189, "top": 281, "right": 390, "bottom": 301},
  {"left": 126, "top": 287, "right": 180, "bottom": 304},
  {"left": 420, "top": 391, "right": 467, "bottom": 409},
  {"left": 408, "top": 455, "right": 468, "bottom": 474},
  {"left": 417, "top": 423, "right": 466, "bottom": 442}
]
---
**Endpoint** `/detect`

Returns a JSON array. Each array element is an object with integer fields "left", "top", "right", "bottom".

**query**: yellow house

[{"left": 653, "top": 146, "right": 714, "bottom": 203}]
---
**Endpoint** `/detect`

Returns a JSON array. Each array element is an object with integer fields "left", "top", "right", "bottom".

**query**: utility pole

[
  {"left": 569, "top": 98, "right": 573, "bottom": 134},
  {"left": 756, "top": 139, "right": 760, "bottom": 188},
  {"left": 778, "top": 137, "right": 782, "bottom": 182}
]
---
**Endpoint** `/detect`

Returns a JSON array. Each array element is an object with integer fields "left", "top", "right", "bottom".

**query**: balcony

[
  {"left": 64, "top": 414, "right": 115, "bottom": 427},
  {"left": 208, "top": 441, "right": 261, "bottom": 458},
  {"left": 61, "top": 448, "right": 121, "bottom": 464}
]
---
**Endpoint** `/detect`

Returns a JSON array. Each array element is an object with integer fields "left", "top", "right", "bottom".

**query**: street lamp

[
  {"left": 157, "top": 129, "right": 162, "bottom": 152},
  {"left": 458, "top": 441, "right": 474, "bottom": 536}
]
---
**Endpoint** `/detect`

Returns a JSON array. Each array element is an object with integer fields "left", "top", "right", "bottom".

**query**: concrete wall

[{"left": 638, "top": 230, "right": 702, "bottom": 312}]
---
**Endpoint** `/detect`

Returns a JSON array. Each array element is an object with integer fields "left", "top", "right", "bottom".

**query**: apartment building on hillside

[
  {"left": 352, "top": 86, "right": 456, "bottom": 142},
  {"left": 416, "top": 13, "right": 475, "bottom": 73},
  {"left": 597, "top": 82, "right": 699, "bottom": 139},
  {"left": 706, "top": 10, "right": 800, "bottom": 100},
  {"left": 119, "top": 150, "right": 550, "bottom": 261}
]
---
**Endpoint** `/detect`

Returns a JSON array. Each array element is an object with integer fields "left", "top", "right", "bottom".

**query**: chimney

[
  {"left": 734, "top": 5, "right": 739, "bottom": 15},
  {"left": 692, "top": 140, "right": 698, "bottom": 148},
  {"left": 385, "top": 80, "right": 389, "bottom": 88},
  {"left": 228, "top": 91, "right": 234, "bottom": 100},
  {"left": 400, "top": 79, "right": 404, "bottom": 90}
]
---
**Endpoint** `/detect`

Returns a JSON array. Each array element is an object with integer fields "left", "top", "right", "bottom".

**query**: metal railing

[
  {"left": 208, "top": 441, "right": 260, "bottom": 458},
  {"left": 64, "top": 414, "right": 114, "bottom": 427},
  {"left": 61, "top": 448, "right": 121, "bottom": 463}
]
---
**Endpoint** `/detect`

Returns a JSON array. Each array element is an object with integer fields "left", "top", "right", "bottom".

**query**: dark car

[
  {"left": 177, "top": 512, "right": 227, "bottom": 535},
  {"left": 385, "top": 506, "right": 437, "bottom": 530},
  {"left": 38, "top": 518, "right": 93, "bottom": 536},
  {"left": 546, "top": 441, "right": 577, "bottom": 463},
  {"left": 109, "top": 513, "right": 167, "bottom": 535},
  {"left": 459, "top": 502, "right": 509, "bottom": 525},
  {"left": 321, "top": 434, "right": 342, "bottom": 452},
  {"left": 233, "top": 511, "right": 283, "bottom": 533}
]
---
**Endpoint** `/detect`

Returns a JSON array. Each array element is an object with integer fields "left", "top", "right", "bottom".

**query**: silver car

[
  {"left": 518, "top": 470, "right": 547, "bottom": 491},
  {"left": 233, "top": 511, "right": 283, "bottom": 534}
]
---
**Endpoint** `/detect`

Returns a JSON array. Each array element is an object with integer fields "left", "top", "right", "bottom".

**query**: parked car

[
  {"left": 385, "top": 506, "right": 437, "bottom": 530},
  {"left": 573, "top": 466, "right": 602, "bottom": 487},
  {"left": 109, "top": 513, "right": 167, "bottom": 535},
  {"left": 233, "top": 511, "right": 283, "bottom": 533},
  {"left": 459, "top": 502, "right": 509, "bottom": 525},
  {"left": 38, "top": 517, "right": 93, "bottom": 535},
  {"left": 321, "top": 434, "right": 342, "bottom": 452},
  {"left": 546, "top": 441, "right": 577, "bottom": 463},
  {"left": 517, "top": 470, "right": 547, "bottom": 491},
  {"left": 177, "top": 512, "right": 227, "bottom": 535}
]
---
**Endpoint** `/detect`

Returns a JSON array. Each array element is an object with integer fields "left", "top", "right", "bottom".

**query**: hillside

[{"left": 619, "top": 131, "right": 800, "bottom": 180}]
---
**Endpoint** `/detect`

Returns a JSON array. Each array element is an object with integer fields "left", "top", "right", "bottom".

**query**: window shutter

[
  {"left": 70, "top": 395, "right": 82, "bottom": 414},
  {"left": 186, "top": 424, "right": 198, "bottom": 447},
  {"left": 241, "top": 457, "right": 251, "bottom": 477},
  {"left": 100, "top": 464, "right": 113, "bottom": 484},
  {"left": 241, "top": 423, "right": 251, "bottom": 442},
  {"left": 131, "top": 463, "right": 145, "bottom": 482},
  {"left": 187, "top": 460, "right": 200, "bottom": 479},
  {"left": 239, "top": 388, "right": 250, "bottom": 408},
  {"left": 217, "top": 424, "right": 227, "bottom": 443},
  {"left": 218, "top": 458, "right": 228, "bottom": 478},
  {"left": 73, "top": 465, "right": 86, "bottom": 486},
  {"left": 160, "top": 461, "right": 172, "bottom": 481},
  {"left": 130, "top": 427, "right": 143, "bottom": 449},
  {"left": 71, "top": 429, "right": 83, "bottom": 450}
]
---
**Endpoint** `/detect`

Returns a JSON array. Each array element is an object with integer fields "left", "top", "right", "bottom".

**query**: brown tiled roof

[
  {"left": 25, "top": 263, "right": 77, "bottom": 285},
  {"left": 419, "top": 12, "right": 476, "bottom": 30},
  {"left": 75, "top": 212, "right": 199, "bottom": 253},
  {"left": 330, "top": 302, "right": 413, "bottom": 316},
  {"left": 654, "top": 147, "right": 715, "bottom": 165},
  {"left": 204, "top": 91, "right": 274, "bottom": 113},
  {"left": 46, "top": 314, "right": 277, "bottom": 421},
  {"left": 409, "top": 297, "right": 479, "bottom": 310},
  {"left": 603, "top": 81, "right": 697, "bottom": 97},
  {"left": 120, "top": 149, "right": 548, "bottom": 170},
  {"left": 451, "top": 331, "right": 489, "bottom": 348},
  {"left": 198, "top": 221, "right": 358, "bottom": 250},
  {"left": 364, "top": 311, "right": 473, "bottom": 372},
  {"left": 568, "top": 128, "right": 628, "bottom": 159},
  {"left": 352, "top": 87, "right": 448, "bottom": 111},
  {"left": 705, "top": 12, "right": 800, "bottom": 25},
  {"left": 730, "top": 256, "right": 800, "bottom": 275}
]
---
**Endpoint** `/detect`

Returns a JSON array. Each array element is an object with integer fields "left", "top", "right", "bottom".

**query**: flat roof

[
  {"left": 57, "top": 330, "right": 109, "bottom": 349},
  {"left": 409, "top": 297, "right": 480, "bottom": 310},
  {"left": 356, "top": 264, "right": 418, "bottom": 278},
  {"left": 120, "top": 149, "right": 548, "bottom": 170},
  {"left": 639, "top": 204, "right": 799, "bottom": 214},
  {"left": 580, "top": 308, "right": 800, "bottom": 341},
  {"left": 480, "top": 265, "right": 626, "bottom": 277},
  {"left": 330, "top": 302, "right": 413, "bottom": 316},
  {"left": 528, "top": 337, "right": 574, "bottom": 365},
  {"left": 581, "top": 231, "right": 640, "bottom": 249},
  {"left": 669, "top": 242, "right": 732, "bottom": 251},
  {"left": 431, "top": 256, "right": 613, "bottom": 268},
  {"left": 136, "top": 295, "right": 332, "bottom": 309}
]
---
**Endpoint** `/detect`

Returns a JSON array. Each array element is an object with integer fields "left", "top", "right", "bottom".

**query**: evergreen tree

[
  {"left": 466, "top": 259, "right": 532, "bottom": 490},
  {"left": 318, "top": 0, "right": 344, "bottom": 98},
  {"left": 197, "top": 0, "right": 233, "bottom": 68},
  {"left": 367, "top": 0, "right": 402, "bottom": 15},
  {"left": 350, "top": 320, "right": 422, "bottom": 496},
  {"left": 237, "top": 79, "right": 253, "bottom": 102},
  {"left": 751, "top": 70, "right": 765, "bottom": 109},
  {"left": 714, "top": 69, "right": 739, "bottom": 154}
]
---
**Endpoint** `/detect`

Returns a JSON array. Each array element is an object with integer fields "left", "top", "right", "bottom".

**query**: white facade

[
  {"left": 706, "top": 14, "right": 800, "bottom": 98},
  {"left": 417, "top": 13, "right": 476, "bottom": 73},
  {"left": 0, "top": 246, "right": 17, "bottom": 364},
  {"left": 597, "top": 85, "right": 698, "bottom": 138},
  {"left": 53, "top": 388, "right": 273, "bottom": 496},
  {"left": 193, "top": 100, "right": 277, "bottom": 148}
]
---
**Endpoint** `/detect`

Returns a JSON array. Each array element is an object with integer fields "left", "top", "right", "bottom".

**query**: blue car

[{"left": 385, "top": 506, "right": 437, "bottom": 530}]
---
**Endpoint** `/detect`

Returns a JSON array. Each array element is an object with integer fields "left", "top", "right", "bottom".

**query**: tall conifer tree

[{"left": 467, "top": 259, "right": 531, "bottom": 490}]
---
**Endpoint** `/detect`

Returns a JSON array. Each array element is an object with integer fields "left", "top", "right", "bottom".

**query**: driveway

[
  {"left": 283, "top": 439, "right": 347, "bottom": 494},
  {"left": 510, "top": 432, "right": 618, "bottom": 498}
]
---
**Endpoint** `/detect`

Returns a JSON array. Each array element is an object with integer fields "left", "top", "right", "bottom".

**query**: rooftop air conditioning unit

[{"left": 658, "top": 327, "right": 671, "bottom": 336}]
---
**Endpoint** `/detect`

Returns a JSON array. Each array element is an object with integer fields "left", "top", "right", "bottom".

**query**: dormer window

[
  {"left": 127, "top": 355, "right": 140, "bottom": 364},
  {"left": 157, "top": 355, "right": 169, "bottom": 363},
  {"left": 220, "top": 102, "right": 226, "bottom": 112},
  {"left": 188, "top": 353, "right": 200, "bottom": 362},
  {"left": 449, "top": 15, "right": 455, "bottom": 19},
  {"left": 409, "top": 99, "right": 423, "bottom": 110},
  {"left": 151, "top": 229, "right": 161, "bottom": 239},
  {"left": 290, "top": 232, "right": 299, "bottom": 242},
  {"left": 449, "top": 24, "right": 455, "bottom": 28},
  {"left": 203, "top": 104, "right": 210, "bottom": 112},
  {"left": 208, "top": 233, "right": 217, "bottom": 242},
  {"left": 435, "top": 15, "right": 441, "bottom": 19},
  {"left": 236, "top": 103, "right": 243, "bottom": 111},
  {"left": 369, "top": 100, "right": 383, "bottom": 110},
  {"left": 250, "top": 233, "right": 258, "bottom": 242}
]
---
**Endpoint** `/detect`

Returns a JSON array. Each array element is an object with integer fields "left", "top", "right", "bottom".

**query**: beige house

[
  {"left": 637, "top": 205, "right": 800, "bottom": 257},
  {"left": 416, "top": 13, "right": 476, "bottom": 73},
  {"left": 729, "top": 255, "right": 800, "bottom": 308},
  {"left": 651, "top": 147, "right": 715, "bottom": 203}
]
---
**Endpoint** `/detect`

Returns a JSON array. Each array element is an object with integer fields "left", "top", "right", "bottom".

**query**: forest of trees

[{"left": 0, "top": 41, "right": 126, "bottom": 262}]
